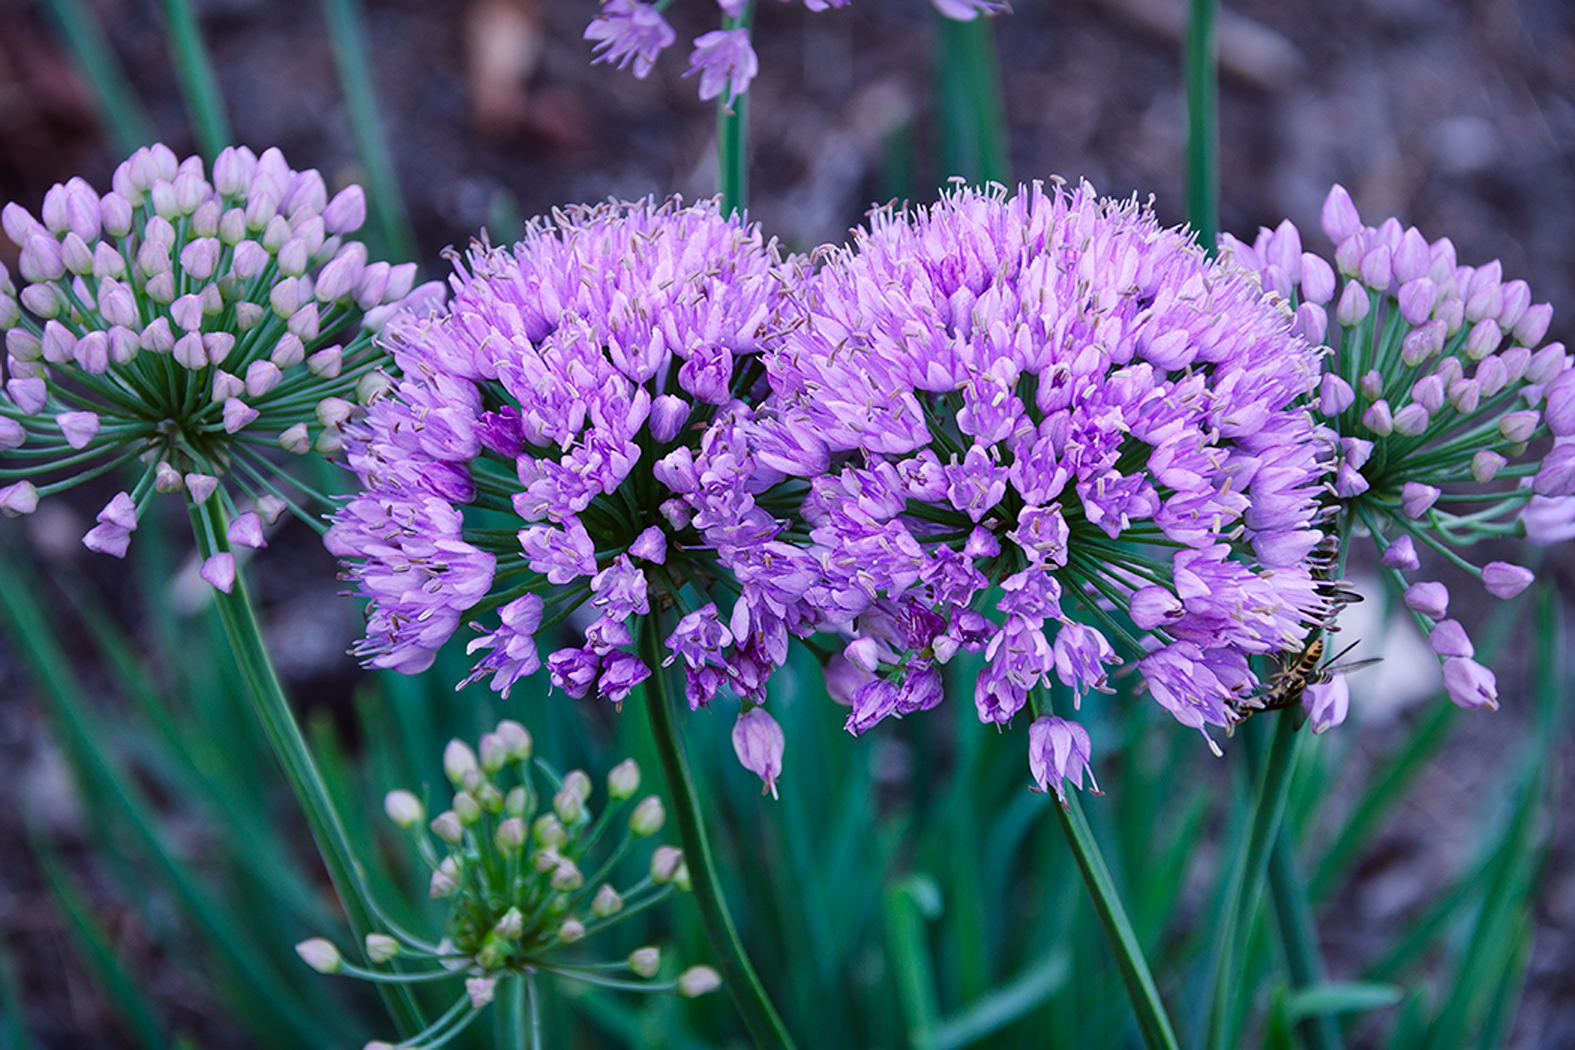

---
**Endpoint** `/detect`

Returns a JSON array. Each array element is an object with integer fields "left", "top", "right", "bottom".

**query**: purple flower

[
  {"left": 686, "top": 29, "right": 758, "bottom": 108},
  {"left": 732, "top": 707, "right": 785, "bottom": 798},
  {"left": 1027, "top": 716, "right": 1098, "bottom": 803},
  {"left": 1303, "top": 677, "right": 1349, "bottom": 734},
  {"left": 584, "top": 0, "right": 676, "bottom": 78},
  {"left": 0, "top": 144, "right": 403, "bottom": 575}
]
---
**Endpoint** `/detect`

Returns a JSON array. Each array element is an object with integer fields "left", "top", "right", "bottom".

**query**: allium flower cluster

[
  {"left": 329, "top": 198, "right": 805, "bottom": 790},
  {"left": 1221, "top": 185, "right": 1568, "bottom": 716},
  {"left": 758, "top": 181, "right": 1333, "bottom": 777},
  {"left": 0, "top": 143, "right": 424, "bottom": 589},
  {"left": 297, "top": 721, "right": 716, "bottom": 1050}
]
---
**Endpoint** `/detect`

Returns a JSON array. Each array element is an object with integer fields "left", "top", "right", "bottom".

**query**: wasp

[{"left": 1228, "top": 636, "right": 1380, "bottom": 727}]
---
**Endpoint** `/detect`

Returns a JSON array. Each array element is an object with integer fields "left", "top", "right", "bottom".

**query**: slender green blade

[{"left": 40, "top": 0, "right": 156, "bottom": 154}]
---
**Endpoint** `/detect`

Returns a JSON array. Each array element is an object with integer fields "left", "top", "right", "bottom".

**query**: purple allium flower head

[
  {"left": 1223, "top": 183, "right": 1572, "bottom": 706},
  {"left": 685, "top": 29, "right": 758, "bottom": 109},
  {"left": 761, "top": 182, "right": 1331, "bottom": 772},
  {"left": 333, "top": 199, "right": 805, "bottom": 778},
  {"left": 0, "top": 144, "right": 411, "bottom": 578},
  {"left": 584, "top": 0, "right": 676, "bottom": 79}
]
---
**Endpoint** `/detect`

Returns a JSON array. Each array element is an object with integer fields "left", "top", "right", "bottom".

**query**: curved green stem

[
  {"left": 638, "top": 616, "right": 796, "bottom": 1050},
  {"left": 188, "top": 496, "right": 424, "bottom": 1036}
]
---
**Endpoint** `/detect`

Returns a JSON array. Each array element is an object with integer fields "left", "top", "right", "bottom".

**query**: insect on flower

[{"left": 1230, "top": 635, "right": 1380, "bottom": 727}]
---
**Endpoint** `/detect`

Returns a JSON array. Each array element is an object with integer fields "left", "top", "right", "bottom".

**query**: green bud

[
  {"left": 558, "top": 918, "right": 586, "bottom": 944},
  {"left": 430, "top": 858, "right": 460, "bottom": 899},
  {"left": 674, "top": 862, "right": 691, "bottom": 893},
  {"left": 495, "top": 817, "right": 526, "bottom": 853},
  {"left": 533, "top": 814, "right": 568, "bottom": 850},
  {"left": 627, "top": 946, "right": 660, "bottom": 979},
  {"left": 496, "top": 720, "right": 533, "bottom": 763},
  {"left": 629, "top": 796, "right": 666, "bottom": 837},
  {"left": 443, "top": 740, "right": 478, "bottom": 787},
  {"left": 553, "top": 787, "right": 584, "bottom": 826},
  {"left": 678, "top": 966, "right": 722, "bottom": 998},
  {"left": 607, "top": 758, "right": 641, "bottom": 801},
  {"left": 476, "top": 781, "right": 505, "bottom": 814},
  {"left": 564, "top": 769, "right": 593, "bottom": 803},
  {"left": 551, "top": 859, "right": 584, "bottom": 892},
  {"left": 477, "top": 938, "right": 504, "bottom": 971},
  {"left": 383, "top": 789, "right": 424, "bottom": 829},
  {"left": 430, "top": 810, "right": 464, "bottom": 844},
  {"left": 591, "top": 884, "right": 623, "bottom": 918},
  {"left": 478, "top": 732, "right": 507, "bottom": 774},
  {"left": 494, "top": 907, "right": 525, "bottom": 940},
  {"left": 452, "top": 792, "right": 482, "bottom": 826},
  {"left": 365, "top": 934, "right": 400, "bottom": 964},
  {"left": 295, "top": 938, "right": 342, "bottom": 974},
  {"left": 532, "top": 847, "right": 562, "bottom": 873},
  {"left": 650, "top": 846, "right": 683, "bottom": 884},
  {"left": 505, "top": 786, "right": 529, "bottom": 817}
]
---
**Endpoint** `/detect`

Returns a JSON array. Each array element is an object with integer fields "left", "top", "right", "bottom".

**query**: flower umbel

[{"left": 0, "top": 144, "right": 425, "bottom": 577}]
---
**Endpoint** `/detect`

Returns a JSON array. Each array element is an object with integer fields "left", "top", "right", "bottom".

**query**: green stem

[
  {"left": 716, "top": 8, "right": 752, "bottom": 218},
  {"left": 1052, "top": 794, "right": 1180, "bottom": 1050},
  {"left": 40, "top": 0, "right": 156, "bottom": 155},
  {"left": 1184, "top": 0, "right": 1219, "bottom": 252},
  {"left": 187, "top": 497, "right": 424, "bottom": 1036},
  {"left": 638, "top": 616, "right": 796, "bottom": 1050},
  {"left": 154, "top": 0, "right": 232, "bottom": 159},
  {"left": 1267, "top": 831, "right": 1343, "bottom": 1050}
]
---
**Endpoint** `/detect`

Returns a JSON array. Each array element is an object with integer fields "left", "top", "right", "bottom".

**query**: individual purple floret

[
  {"left": 0, "top": 143, "right": 425, "bottom": 581},
  {"left": 584, "top": 0, "right": 677, "bottom": 79},
  {"left": 758, "top": 181, "right": 1333, "bottom": 783},
  {"left": 330, "top": 198, "right": 804, "bottom": 792},
  {"left": 1222, "top": 184, "right": 1573, "bottom": 713}
]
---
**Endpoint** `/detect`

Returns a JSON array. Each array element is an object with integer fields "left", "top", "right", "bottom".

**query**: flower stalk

[{"left": 640, "top": 615, "right": 797, "bottom": 1050}]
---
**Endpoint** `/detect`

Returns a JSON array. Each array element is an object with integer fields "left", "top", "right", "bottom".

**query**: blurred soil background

[{"left": 0, "top": 0, "right": 1574, "bottom": 1046}]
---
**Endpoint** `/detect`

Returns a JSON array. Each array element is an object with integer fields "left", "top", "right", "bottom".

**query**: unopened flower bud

[
  {"left": 1336, "top": 280, "right": 1370, "bottom": 327},
  {"left": 1429, "top": 619, "right": 1474, "bottom": 658},
  {"left": 453, "top": 792, "right": 482, "bottom": 826},
  {"left": 279, "top": 423, "right": 310, "bottom": 454},
  {"left": 1401, "top": 482, "right": 1441, "bottom": 519},
  {"left": 651, "top": 846, "right": 683, "bottom": 883},
  {"left": 466, "top": 977, "right": 497, "bottom": 1009},
  {"left": 628, "top": 947, "right": 660, "bottom": 978},
  {"left": 629, "top": 796, "right": 665, "bottom": 837},
  {"left": 592, "top": 884, "right": 624, "bottom": 918},
  {"left": 1359, "top": 370, "right": 1383, "bottom": 402},
  {"left": 559, "top": 918, "right": 586, "bottom": 944},
  {"left": 430, "top": 858, "right": 460, "bottom": 898},
  {"left": 495, "top": 816, "right": 526, "bottom": 852},
  {"left": 505, "top": 786, "right": 528, "bottom": 817},
  {"left": 1392, "top": 402, "right": 1429, "bottom": 436},
  {"left": 443, "top": 740, "right": 478, "bottom": 786},
  {"left": 1403, "top": 581, "right": 1449, "bottom": 619},
  {"left": 1361, "top": 400, "right": 1393, "bottom": 436},
  {"left": 551, "top": 860, "right": 584, "bottom": 892},
  {"left": 1482, "top": 561, "right": 1534, "bottom": 599},
  {"left": 1381, "top": 534, "right": 1419, "bottom": 570},
  {"left": 295, "top": 938, "right": 342, "bottom": 974},
  {"left": 430, "top": 810, "right": 464, "bottom": 844},
  {"left": 365, "top": 934, "right": 401, "bottom": 964},
  {"left": 533, "top": 814, "right": 568, "bottom": 850},
  {"left": 607, "top": 758, "right": 641, "bottom": 801},
  {"left": 1499, "top": 410, "right": 1539, "bottom": 444},
  {"left": 356, "top": 370, "right": 392, "bottom": 404},
  {"left": 384, "top": 789, "right": 424, "bottom": 829},
  {"left": 678, "top": 966, "right": 722, "bottom": 998},
  {"left": 553, "top": 787, "right": 584, "bottom": 826}
]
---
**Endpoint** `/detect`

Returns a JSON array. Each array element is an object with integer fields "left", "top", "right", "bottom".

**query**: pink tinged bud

[
  {"left": 256, "top": 494, "right": 288, "bottom": 525},
  {"left": 1448, "top": 378, "right": 1481, "bottom": 414},
  {"left": 1336, "top": 280, "right": 1371, "bottom": 327},
  {"left": 1319, "top": 374, "right": 1356, "bottom": 416},
  {"left": 1411, "top": 375, "right": 1445, "bottom": 413},
  {"left": 227, "top": 511, "right": 267, "bottom": 549},
  {"left": 1465, "top": 319, "right": 1502, "bottom": 360},
  {"left": 1438, "top": 351, "right": 1466, "bottom": 384},
  {"left": 1481, "top": 561, "right": 1534, "bottom": 599},
  {"left": 0, "top": 417, "right": 21, "bottom": 450},
  {"left": 294, "top": 938, "right": 342, "bottom": 975},
  {"left": 149, "top": 179, "right": 179, "bottom": 219},
  {"left": 60, "top": 232, "right": 93, "bottom": 275},
  {"left": 0, "top": 481, "right": 38, "bottom": 516},
  {"left": 272, "top": 333, "right": 306, "bottom": 369},
  {"left": 1392, "top": 403, "right": 1430, "bottom": 436},
  {"left": 679, "top": 966, "right": 722, "bottom": 998},
  {"left": 384, "top": 262, "right": 418, "bottom": 304},
  {"left": 261, "top": 214, "right": 290, "bottom": 252},
  {"left": 7, "top": 377, "right": 47, "bottom": 415},
  {"left": 1500, "top": 346, "right": 1531, "bottom": 384},
  {"left": 316, "top": 397, "right": 354, "bottom": 429},
  {"left": 1397, "top": 278, "right": 1437, "bottom": 326},
  {"left": 1499, "top": 409, "right": 1539, "bottom": 444},
  {"left": 650, "top": 394, "right": 691, "bottom": 443},
  {"left": 154, "top": 462, "right": 183, "bottom": 493},
  {"left": 82, "top": 523, "right": 132, "bottom": 557},
  {"left": 173, "top": 332, "right": 206, "bottom": 370},
  {"left": 1401, "top": 482, "right": 1441, "bottom": 518},
  {"left": 1472, "top": 449, "right": 1507, "bottom": 482},
  {"left": 143, "top": 272, "right": 175, "bottom": 304},
  {"left": 1544, "top": 369, "right": 1575, "bottom": 435},
  {"left": 1535, "top": 443, "right": 1575, "bottom": 496},
  {"left": 185, "top": 473, "right": 219, "bottom": 504},
  {"left": 1394, "top": 227, "right": 1431, "bottom": 283},
  {"left": 1300, "top": 252, "right": 1336, "bottom": 305},
  {"left": 287, "top": 302, "right": 320, "bottom": 340},
  {"left": 41, "top": 184, "right": 70, "bottom": 234},
  {"left": 315, "top": 244, "right": 365, "bottom": 302},
  {"left": 1514, "top": 303, "right": 1553, "bottom": 347},
  {"left": 92, "top": 243, "right": 127, "bottom": 281},
  {"left": 1497, "top": 280, "right": 1531, "bottom": 331},
  {"left": 1289, "top": 303, "right": 1326, "bottom": 347},
  {"left": 1359, "top": 370, "right": 1383, "bottom": 401},
  {"left": 2, "top": 327, "right": 34, "bottom": 362},
  {"left": 245, "top": 360, "right": 283, "bottom": 397},
  {"left": 1404, "top": 581, "right": 1449, "bottom": 618},
  {"left": 2, "top": 203, "right": 46, "bottom": 248},
  {"left": 305, "top": 345, "right": 342, "bottom": 378},
  {"left": 55, "top": 411, "right": 100, "bottom": 449},
  {"left": 630, "top": 524, "right": 667, "bottom": 564},
  {"left": 276, "top": 238, "right": 309, "bottom": 277},
  {"left": 1028, "top": 716, "right": 1099, "bottom": 803},
  {"left": 1321, "top": 184, "right": 1362, "bottom": 243},
  {"left": 232, "top": 240, "right": 268, "bottom": 279},
  {"left": 100, "top": 192, "right": 132, "bottom": 237},
  {"left": 180, "top": 237, "right": 221, "bottom": 280},
  {"left": 1265, "top": 219, "right": 1303, "bottom": 281},
  {"left": 732, "top": 707, "right": 785, "bottom": 799},
  {"left": 1360, "top": 244, "right": 1392, "bottom": 290},
  {"left": 1429, "top": 619, "right": 1473, "bottom": 658},
  {"left": 1303, "top": 676, "right": 1349, "bottom": 734},
  {"left": 20, "top": 233, "right": 65, "bottom": 283},
  {"left": 1466, "top": 282, "right": 1502, "bottom": 325},
  {"left": 41, "top": 321, "right": 76, "bottom": 364},
  {"left": 98, "top": 281, "right": 137, "bottom": 328},
  {"left": 1382, "top": 534, "right": 1421, "bottom": 570},
  {"left": 223, "top": 398, "right": 259, "bottom": 433},
  {"left": 218, "top": 207, "right": 246, "bottom": 245},
  {"left": 1442, "top": 656, "right": 1497, "bottom": 710},
  {"left": 270, "top": 278, "right": 301, "bottom": 318},
  {"left": 19, "top": 283, "right": 60, "bottom": 317},
  {"left": 171, "top": 293, "right": 205, "bottom": 333},
  {"left": 845, "top": 637, "right": 881, "bottom": 674},
  {"left": 203, "top": 332, "right": 234, "bottom": 365},
  {"left": 354, "top": 262, "right": 390, "bottom": 310},
  {"left": 1361, "top": 400, "right": 1393, "bottom": 435},
  {"left": 322, "top": 185, "right": 366, "bottom": 234},
  {"left": 279, "top": 423, "right": 310, "bottom": 454}
]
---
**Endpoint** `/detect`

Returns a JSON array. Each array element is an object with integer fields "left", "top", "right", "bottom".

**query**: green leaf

[
  {"left": 1287, "top": 982, "right": 1404, "bottom": 1021},
  {"left": 931, "top": 951, "right": 1070, "bottom": 1050}
]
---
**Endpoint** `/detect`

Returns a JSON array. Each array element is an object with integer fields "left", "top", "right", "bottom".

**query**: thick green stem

[
  {"left": 1268, "top": 831, "right": 1343, "bottom": 1050},
  {"left": 1184, "top": 0, "right": 1219, "bottom": 252},
  {"left": 716, "top": 6, "right": 753, "bottom": 216},
  {"left": 154, "top": 0, "right": 232, "bottom": 160},
  {"left": 638, "top": 617, "right": 796, "bottom": 1050},
  {"left": 188, "top": 498, "right": 424, "bottom": 1036},
  {"left": 1053, "top": 795, "right": 1180, "bottom": 1050}
]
